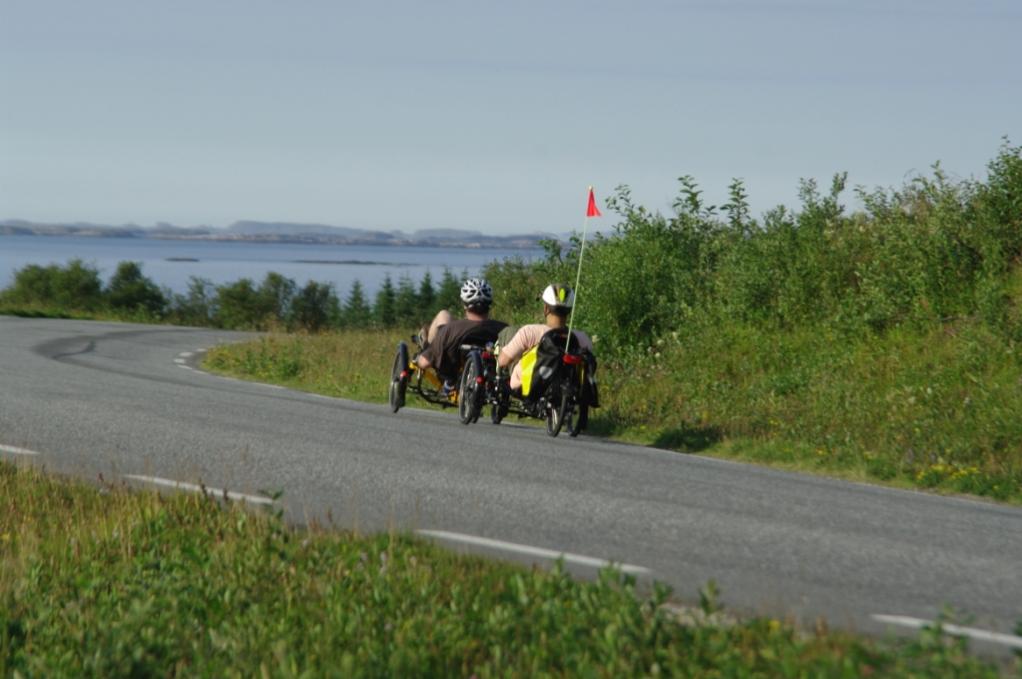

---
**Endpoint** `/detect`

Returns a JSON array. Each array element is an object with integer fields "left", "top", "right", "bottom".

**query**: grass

[
  {"left": 205, "top": 329, "right": 404, "bottom": 404},
  {"left": 0, "top": 305, "right": 103, "bottom": 320},
  {"left": 204, "top": 321, "right": 1022, "bottom": 504},
  {"left": 595, "top": 320, "right": 1022, "bottom": 503},
  {"left": 0, "top": 303, "right": 167, "bottom": 324},
  {"left": 1, "top": 461, "right": 1010, "bottom": 677}
]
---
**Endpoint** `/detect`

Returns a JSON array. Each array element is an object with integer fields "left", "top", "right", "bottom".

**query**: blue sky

[{"left": 2, "top": 1, "right": 1020, "bottom": 234}]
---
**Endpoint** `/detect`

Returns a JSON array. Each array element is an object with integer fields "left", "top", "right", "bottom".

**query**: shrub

[
  {"left": 530, "top": 141, "right": 1022, "bottom": 353},
  {"left": 257, "top": 272, "right": 296, "bottom": 325},
  {"left": 214, "top": 278, "right": 271, "bottom": 329},
  {"left": 169, "top": 276, "right": 217, "bottom": 326},
  {"left": 106, "top": 261, "right": 167, "bottom": 317},
  {"left": 1, "top": 259, "right": 104, "bottom": 311},
  {"left": 289, "top": 281, "right": 341, "bottom": 333}
]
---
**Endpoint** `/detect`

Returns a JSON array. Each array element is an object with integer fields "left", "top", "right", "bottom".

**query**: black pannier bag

[{"left": 527, "top": 328, "right": 599, "bottom": 408}]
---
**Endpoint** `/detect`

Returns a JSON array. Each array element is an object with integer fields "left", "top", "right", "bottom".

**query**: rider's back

[
  {"left": 501, "top": 324, "right": 592, "bottom": 393},
  {"left": 425, "top": 318, "right": 507, "bottom": 380},
  {"left": 503, "top": 324, "right": 592, "bottom": 364}
]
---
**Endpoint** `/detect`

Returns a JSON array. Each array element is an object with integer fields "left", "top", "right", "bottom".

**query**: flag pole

[{"left": 566, "top": 186, "right": 599, "bottom": 352}]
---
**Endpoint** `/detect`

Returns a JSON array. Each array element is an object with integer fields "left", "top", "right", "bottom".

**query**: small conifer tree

[
  {"left": 437, "top": 268, "right": 461, "bottom": 312},
  {"left": 418, "top": 270, "right": 436, "bottom": 315},
  {"left": 394, "top": 274, "right": 418, "bottom": 323},
  {"left": 374, "top": 274, "right": 397, "bottom": 327},
  {"left": 343, "top": 280, "right": 372, "bottom": 328}
]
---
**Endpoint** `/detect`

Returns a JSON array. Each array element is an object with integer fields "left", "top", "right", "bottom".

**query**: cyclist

[
  {"left": 415, "top": 278, "right": 507, "bottom": 387},
  {"left": 496, "top": 283, "right": 593, "bottom": 394}
]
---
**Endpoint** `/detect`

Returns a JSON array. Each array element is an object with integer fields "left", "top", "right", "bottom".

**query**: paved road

[{"left": 2, "top": 317, "right": 1020, "bottom": 648}]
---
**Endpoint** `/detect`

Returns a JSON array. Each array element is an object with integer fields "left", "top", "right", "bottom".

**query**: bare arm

[{"left": 498, "top": 326, "right": 531, "bottom": 368}]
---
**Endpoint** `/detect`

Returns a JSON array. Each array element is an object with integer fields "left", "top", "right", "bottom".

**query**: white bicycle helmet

[
  {"left": 540, "top": 283, "right": 575, "bottom": 309},
  {"left": 460, "top": 277, "right": 493, "bottom": 307}
]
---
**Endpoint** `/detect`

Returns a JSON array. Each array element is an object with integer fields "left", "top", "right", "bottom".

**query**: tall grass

[
  {"left": 596, "top": 318, "right": 1022, "bottom": 500},
  {"left": 205, "top": 330, "right": 403, "bottom": 403},
  {"left": 1, "top": 462, "right": 1006, "bottom": 676}
]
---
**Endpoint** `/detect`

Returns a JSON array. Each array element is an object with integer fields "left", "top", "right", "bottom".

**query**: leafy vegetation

[
  {"left": 487, "top": 141, "right": 1022, "bottom": 353},
  {"left": 0, "top": 260, "right": 465, "bottom": 332},
  {"left": 1, "top": 462, "right": 1007, "bottom": 677},
  {"left": 483, "top": 141, "right": 1022, "bottom": 500},
  {"left": 1, "top": 259, "right": 106, "bottom": 312}
]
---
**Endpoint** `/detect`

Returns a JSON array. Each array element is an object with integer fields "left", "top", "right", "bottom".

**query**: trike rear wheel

[
  {"left": 545, "top": 385, "right": 573, "bottom": 437},
  {"left": 458, "top": 352, "right": 484, "bottom": 424},
  {"left": 567, "top": 403, "right": 587, "bottom": 437}
]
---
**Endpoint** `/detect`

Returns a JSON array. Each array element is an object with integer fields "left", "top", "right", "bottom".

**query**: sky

[{"left": 2, "top": 0, "right": 1020, "bottom": 234}]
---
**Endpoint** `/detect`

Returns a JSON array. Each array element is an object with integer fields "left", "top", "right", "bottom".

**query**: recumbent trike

[{"left": 388, "top": 327, "right": 598, "bottom": 438}]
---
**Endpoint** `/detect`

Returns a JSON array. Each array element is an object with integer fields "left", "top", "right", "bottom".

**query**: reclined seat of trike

[
  {"left": 433, "top": 325, "right": 503, "bottom": 385},
  {"left": 520, "top": 327, "right": 599, "bottom": 407}
]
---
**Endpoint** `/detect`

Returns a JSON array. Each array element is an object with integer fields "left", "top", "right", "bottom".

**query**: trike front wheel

[{"left": 389, "top": 342, "right": 410, "bottom": 413}]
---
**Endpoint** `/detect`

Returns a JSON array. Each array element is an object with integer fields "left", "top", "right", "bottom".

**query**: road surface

[{"left": 2, "top": 317, "right": 1019, "bottom": 650}]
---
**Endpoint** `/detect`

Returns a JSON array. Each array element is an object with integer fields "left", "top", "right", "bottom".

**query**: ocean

[{"left": 0, "top": 235, "right": 536, "bottom": 296}]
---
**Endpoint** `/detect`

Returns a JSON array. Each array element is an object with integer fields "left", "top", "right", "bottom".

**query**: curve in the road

[{"left": 2, "top": 316, "right": 1021, "bottom": 652}]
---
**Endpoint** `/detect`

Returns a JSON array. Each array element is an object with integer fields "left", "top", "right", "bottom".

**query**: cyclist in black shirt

[{"left": 416, "top": 278, "right": 507, "bottom": 385}]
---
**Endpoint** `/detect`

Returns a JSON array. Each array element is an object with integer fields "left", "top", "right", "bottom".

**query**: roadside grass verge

[
  {"left": 205, "top": 329, "right": 403, "bottom": 404},
  {"left": 0, "top": 305, "right": 106, "bottom": 321},
  {"left": 597, "top": 319, "right": 1022, "bottom": 503},
  {"left": 1, "top": 462, "right": 1007, "bottom": 677},
  {"left": 0, "top": 304, "right": 165, "bottom": 324},
  {"left": 204, "top": 323, "right": 1022, "bottom": 504}
]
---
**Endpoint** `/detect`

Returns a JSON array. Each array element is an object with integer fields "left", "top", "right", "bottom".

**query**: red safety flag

[{"left": 586, "top": 187, "right": 602, "bottom": 217}]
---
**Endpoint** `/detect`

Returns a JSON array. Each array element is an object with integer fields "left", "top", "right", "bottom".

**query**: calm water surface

[{"left": 0, "top": 235, "right": 536, "bottom": 295}]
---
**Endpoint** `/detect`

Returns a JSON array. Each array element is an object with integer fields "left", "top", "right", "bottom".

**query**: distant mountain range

[{"left": 0, "top": 219, "right": 559, "bottom": 249}]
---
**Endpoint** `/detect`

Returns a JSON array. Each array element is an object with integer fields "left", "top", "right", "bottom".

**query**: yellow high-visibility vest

[{"left": 519, "top": 346, "right": 538, "bottom": 397}]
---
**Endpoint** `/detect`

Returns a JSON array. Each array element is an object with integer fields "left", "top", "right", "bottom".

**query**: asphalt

[{"left": 2, "top": 316, "right": 1020, "bottom": 649}]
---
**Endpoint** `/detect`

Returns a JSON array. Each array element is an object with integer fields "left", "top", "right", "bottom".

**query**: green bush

[
  {"left": 168, "top": 276, "right": 217, "bottom": 326},
  {"left": 479, "top": 141, "right": 1022, "bottom": 354},
  {"left": 213, "top": 278, "right": 270, "bottom": 329},
  {"left": 1, "top": 259, "right": 104, "bottom": 311},
  {"left": 289, "top": 280, "right": 341, "bottom": 332},
  {"left": 106, "top": 261, "right": 167, "bottom": 317}
]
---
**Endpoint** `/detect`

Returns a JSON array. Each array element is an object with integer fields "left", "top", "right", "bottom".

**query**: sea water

[{"left": 0, "top": 235, "right": 535, "bottom": 296}]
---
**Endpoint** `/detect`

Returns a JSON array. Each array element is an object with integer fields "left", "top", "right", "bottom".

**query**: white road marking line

[
  {"left": 0, "top": 444, "right": 41, "bottom": 456},
  {"left": 872, "top": 614, "right": 1022, "bottom": 650},
  {"left": 123, "top": 474, "right": 275, "bottom": 506},
  {"left": 177, "top": 364, "right": 194, "bottom": 371},
  {"left": 416, "top": 529, "right": 651, "bottom": 575},
  {"left": 178, "top": 351, "right": 193, "bottom": 358}
]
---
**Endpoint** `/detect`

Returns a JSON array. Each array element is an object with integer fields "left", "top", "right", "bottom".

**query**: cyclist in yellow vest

[{"left": 496, "top": 283, "right": 593, "bottom": 394}]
